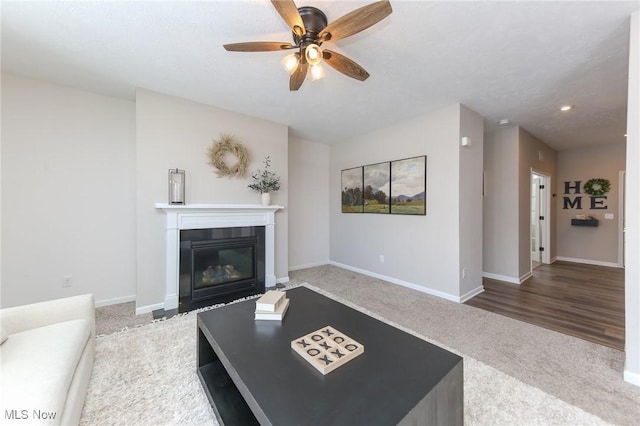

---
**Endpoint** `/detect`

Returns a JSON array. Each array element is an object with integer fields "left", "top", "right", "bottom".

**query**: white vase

[{"left": 261, "top": 192, "right": 271, "bottom": 206}]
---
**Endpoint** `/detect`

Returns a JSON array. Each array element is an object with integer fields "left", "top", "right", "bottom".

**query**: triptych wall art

[{"left": 341, "top": 155, "right": 426, "bottom": 215}]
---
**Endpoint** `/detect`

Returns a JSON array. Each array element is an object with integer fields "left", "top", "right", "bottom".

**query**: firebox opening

[{"left": 179, "top": 226, "right": 265, "bottom": 313}]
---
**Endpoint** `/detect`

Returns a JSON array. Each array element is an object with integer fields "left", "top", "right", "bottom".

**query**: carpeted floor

[
  {"left": 95, "top": 301, "right": 153, "bottom": 336},
  {"left": 89, "top": 265, "right": 640, "bottom": 425}
]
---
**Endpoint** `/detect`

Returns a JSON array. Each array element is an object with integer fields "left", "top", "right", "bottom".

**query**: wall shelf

[{"left": 571, "top": 219, "right": 599, "bottom": 227}]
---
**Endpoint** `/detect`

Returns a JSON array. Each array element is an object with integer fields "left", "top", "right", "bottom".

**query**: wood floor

[{"left": 465, "top": 261, "right": 625, "bottom": 350}]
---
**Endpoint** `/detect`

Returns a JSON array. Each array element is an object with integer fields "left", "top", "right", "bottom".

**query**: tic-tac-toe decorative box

[{"left": 291, "top": 326, "right": 364, "bottom": 375}]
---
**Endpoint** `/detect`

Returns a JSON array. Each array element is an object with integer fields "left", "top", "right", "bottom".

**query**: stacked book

[{"left": 255, "top": 290, "right": 289, "bottom": 321}]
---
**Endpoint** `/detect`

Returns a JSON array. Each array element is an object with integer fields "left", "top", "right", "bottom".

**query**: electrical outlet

[
  {"left": 62, "top": 276, "right": 72, "bottom": 288},
  {"left": 462, "top": 268, "right": 467, "bottom": 279},
  {"left": 379, "top": 255, "right": 385, "bottom": 263},
  {"left": 604, "top": 213, "right": 614, "bottom": 220}
]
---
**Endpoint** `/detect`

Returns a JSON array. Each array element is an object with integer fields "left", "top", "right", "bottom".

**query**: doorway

[{"left": 530, "top": 170, "right": 550, "bottom": 271}]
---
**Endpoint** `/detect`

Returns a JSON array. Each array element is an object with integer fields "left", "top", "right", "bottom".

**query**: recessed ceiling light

[
  {"left": 560, "top": 105, "right": 573, "bottom": 112},
  {"left": 499, "top": 119, "right": 510, "bottom": 125}
]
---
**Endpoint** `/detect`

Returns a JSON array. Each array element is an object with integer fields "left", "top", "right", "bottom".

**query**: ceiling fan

[{"left": 223, "top": 0, "right": 393, "bottom": 91}]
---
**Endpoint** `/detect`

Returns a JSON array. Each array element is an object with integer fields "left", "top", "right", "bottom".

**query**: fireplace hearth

[{"left": 179, "top": 226, "right": 265, "bottom": 313}]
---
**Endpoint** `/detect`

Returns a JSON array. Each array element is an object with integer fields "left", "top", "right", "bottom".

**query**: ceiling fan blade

[
  {"left": 271, "top": 0, "right": 306, "bottom": 37},
  {"left": 322, "top": 50, "right": 370, "bottom": 81},
  {"left": 223, "top": 41, "right": 295, "bottom": 52},
  {"left": 290, "top": 58, "right": 308, "bottom": 91},
  {"left": 318, "top": 0, "right": 392, "bottom": 42}
]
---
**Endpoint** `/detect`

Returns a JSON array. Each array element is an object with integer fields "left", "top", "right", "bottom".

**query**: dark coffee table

[{"left": 197, "top": 286, "right": 463, "bottom": 425}]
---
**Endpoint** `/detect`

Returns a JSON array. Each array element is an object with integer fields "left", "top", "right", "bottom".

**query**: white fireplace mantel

[{"left": 155, "top": 203, "right": 284, "bottom": 310}]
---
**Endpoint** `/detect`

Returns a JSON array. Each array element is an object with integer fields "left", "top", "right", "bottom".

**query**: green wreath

[{"left": 583, "top": 178, "right": 611, "bottom": 196}]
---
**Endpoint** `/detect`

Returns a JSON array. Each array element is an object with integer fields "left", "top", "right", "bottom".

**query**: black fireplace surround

[{"left": 179, "top": 226, "right": 265, "bottom": 313}]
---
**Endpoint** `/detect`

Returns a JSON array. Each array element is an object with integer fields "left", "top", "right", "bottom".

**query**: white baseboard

[
  {"left": 288, "top": 261, "right": 330, "bottom": 272},
  {"left": 624, "top": 369, "right": 640, "bottom": 387},
  {"left": 95, "top": 294, "right": 136, "bottom": 308},
  {"left": 460, "top": 285, "right": 484, "bottom": 303},
  {"left": 482, "top": 272, "right": 520, "bottom": 285},
  {"left": 520, "top": 271, "right": 532, "bottom": 283},
  {"left": 136, "top": 302, "right": 164, "bottom": 315},
  {"left": 550, "top": 256, "right": 559, "bottom": 264},
  {"left": 328, "top": 261, "right": 468, "bottom": 303},
  {"left": 555, "top": 256, "right": 622, "bottom": 268},
  {"left": 482, "top": 271, "right": 532, "bottom": 285},
  {"left": 276, "top": 276, "right": 290, "bottom": 284}
]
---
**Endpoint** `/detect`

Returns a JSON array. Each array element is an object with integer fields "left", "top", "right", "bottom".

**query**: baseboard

[
  {"left": 460, "top": 285, "right": 484, "bottom": 303},
  {"left": 520, "top": 271, "right": 532, "bottom": 283},
  {"left": 482, "top": 272, "right": 520, "bottom": 285},
  {"left": 276, "top": 276, "right": 290, "bottom": 284},
  {"left": 288, "top": 261, "right": 330, "bottom": 272},
  {"left": 555, "top": 256, "right": 622, "bottom": 268},
  {"left": 136, "top": 302, "right": 164, "bottom": 315},
  {"left": 328, "top": 261, "right": 464, "bottom": 303},
  {"left": 624, "top": 369, "right": 640, "bottom": 387},
  {"left": 550, "top": 256, "right": 559, "bottom": 264},
  {"left": 95, "top": 294, "right": 136, "bottom": 308}
]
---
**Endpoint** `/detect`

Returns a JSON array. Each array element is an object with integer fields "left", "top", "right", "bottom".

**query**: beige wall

[
  {"left": 1, "top": 73, "right": 137, "bottom": 308},
  {"left": 288, "top": 137, "right": 330, "bottom": 270},
  {"left": 557, "top": 143, "right": 625, "bottom": 265},
  {"left": 330, "top": 104, "right": 484, "bottom": 301},
  {"left": 135, "top": 89, "right": 289, "bottom": 311},
  {"left": 483, "top": 126, "right": 520, "bottom": 280},
  {"left": 459, "top": 105, "right": 485, "bottom": 295},
  {"left": 518, "top": 128, "right": 557, "bottom": 277},
  {"left": 482, "top": 126, "right": 557, "bottom": 282}
]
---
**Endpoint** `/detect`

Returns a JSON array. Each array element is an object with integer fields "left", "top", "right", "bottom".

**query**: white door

[
  {"left": 531, "top": 171, "right": 550, "bottom": 270},
  {"left": 531, "top": 175, "right": 542, "bottom": 265}
]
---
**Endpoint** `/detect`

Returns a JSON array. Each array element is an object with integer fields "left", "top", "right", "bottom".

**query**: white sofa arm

[{"left": 0, "top": 294, "right": 95, "bottom": 338}]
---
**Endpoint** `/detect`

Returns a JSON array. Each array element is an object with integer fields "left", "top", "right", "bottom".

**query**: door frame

[
  {"left": 531, "top": 168, "right": 551, "bottom": 270},
  {"left": 619, "top": 170, "right": 626, "bottom": 267}
]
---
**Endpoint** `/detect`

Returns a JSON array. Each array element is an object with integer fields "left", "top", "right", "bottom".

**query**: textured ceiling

[{"left": 2, "top": 1, "right": 638, "bottom": 150}]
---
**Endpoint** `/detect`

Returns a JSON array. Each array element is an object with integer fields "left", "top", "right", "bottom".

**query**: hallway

[{"left": 466, "top": 261, "right": 625, "bottom": 350}]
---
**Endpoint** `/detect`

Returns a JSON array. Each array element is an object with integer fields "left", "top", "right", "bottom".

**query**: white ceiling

[{"left": 2, "top": 1, "right": 638, "bottom": 150}]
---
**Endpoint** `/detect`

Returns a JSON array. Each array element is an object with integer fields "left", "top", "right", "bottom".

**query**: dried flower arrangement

[
  {"left": 207, "top": 134, "right": 249, "bottom": 177},
  {"left": 248, "top": 156, "right": 281, "bottom": 194}
]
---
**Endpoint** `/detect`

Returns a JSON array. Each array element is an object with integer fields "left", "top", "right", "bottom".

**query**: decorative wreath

[
  {"left": 583, "top": 178, "right": 611, "bottom": 196},
  {"left": 207, "top": 134, "right": 249, "bottom": 178}
]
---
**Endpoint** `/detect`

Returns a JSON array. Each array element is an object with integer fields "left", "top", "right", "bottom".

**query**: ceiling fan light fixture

[
  {"left": 309, "top": 63, "right": 326, "bottom": 81},
  {"left": 281, "top": 53, "right": 300, "bottom": 73},
  {"left": 305, "top": 44, "right": 323, "bottom": 66}
]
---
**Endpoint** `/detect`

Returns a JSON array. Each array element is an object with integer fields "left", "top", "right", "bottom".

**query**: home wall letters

[{"left": 562, "top": 180, "right": 608, "bottom": 210}]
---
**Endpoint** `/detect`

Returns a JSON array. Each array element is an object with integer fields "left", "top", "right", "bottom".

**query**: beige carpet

[
  {"left": 86, "top": 267, "right": 640, "bottom": 424},
  {"left": 95, "top": 301, "right": 153, "bottom": 336}
]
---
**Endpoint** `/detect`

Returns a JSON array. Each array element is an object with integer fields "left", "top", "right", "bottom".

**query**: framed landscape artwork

[
  {"left": 363, "top": 162, "right": 390, "bottom": 214},
  {"left": 390, "top": 156, "right": 426, "bottom": 215},
  {"left": 341, "top": 167, "right": 364, "bottom": 213}
]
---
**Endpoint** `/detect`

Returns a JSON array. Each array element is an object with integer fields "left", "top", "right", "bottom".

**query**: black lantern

[{"left": 169, "top": 168, "right": 185, "bottom": 205}]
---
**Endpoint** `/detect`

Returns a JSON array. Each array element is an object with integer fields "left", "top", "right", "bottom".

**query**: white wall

[
  {"left": 483, "top": 126, "right": 520, "bottom": 280},
  {"left": 288, "top": 137, "right": 330, "bottom": 270},
  {"left": 330, "top": 104, "right": 483, "bottom": 301},
  {"left": 624, "top": 9, "right": 640, "bottom": 387},
  {"left": 135, "top": 89, "right": 289, "bottom": 312},
  {"left": 1, "top": 73, "right": 136, "bottom": 308}
]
